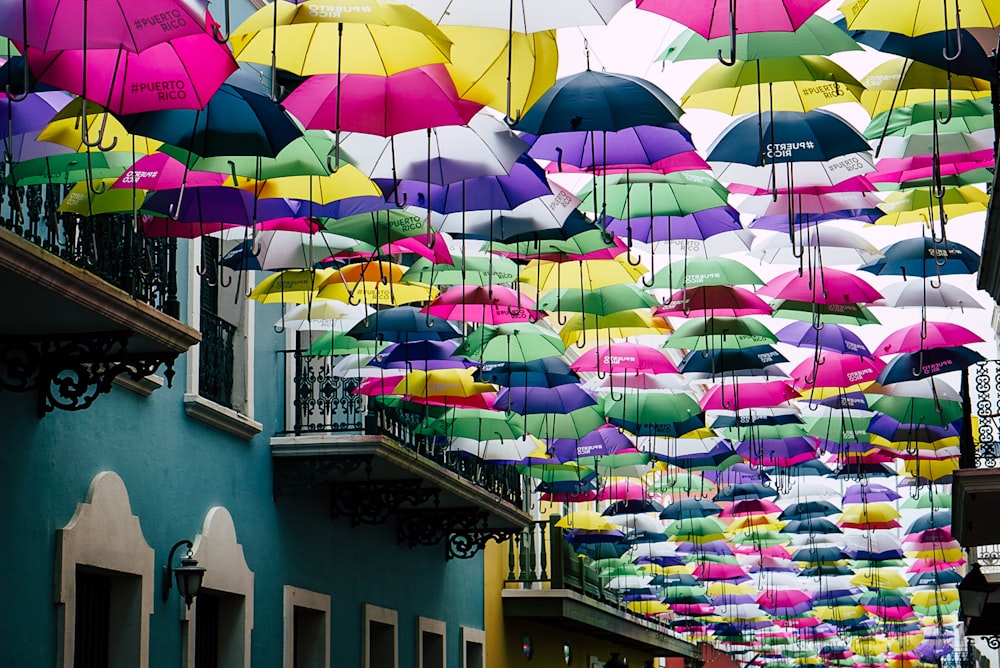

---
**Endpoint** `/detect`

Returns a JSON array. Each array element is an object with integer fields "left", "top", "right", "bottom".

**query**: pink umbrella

[
  {"left": 112, "top": 153, "right": 227, "bottom": 190},
  {"left": 757, "top": 589, "right": 812, "bottom": 610},
  {"left": 635, "top": 0, "right": 827, "bottom": 41},
  {"left": 545, "top": 152, "right": 711, "bottom": 175},
  {"left": 1, "top": 0, "right": 210, "bottom": 52},
  {"left": 867, "top": 149, "right": 993, "bottom": 185},
  {"left": 282, "top": 64, "right": 482, "bottom": 137},
  {"left": 877, "top": 321, "right": 984, "bottom": 356},
  {"left": 596, "top": 478, "right": 647, "bottom": 501},
  {"left": 422, "top": 285, "right": 538, "bottom": 324},
  {"left": 25, "top": 31, "right": 236, "bottom": 114},
  {"left": 699, "top": 380, "right": 798, "bottom": 410},
  {"left": 357, "top": 375, "right": 407, "bottom": 396},
  {"left": 382, "top": 232, "right": 454, "bottom": 265},
  {"left": 790, "top": 352, "right": 886, "bottom": 390},
  {"left": 655, "top": 286, "right": 773, "bottom": 318},
  {"left": 720, "top": 498, "right": 783, "bottom": 516},
  {"left": 759, "top": 268, "right": 883, "bottom": 305},
  {"left": 691, "top": 562, "right": 750, "bottom": 582},
  {"left": 570, "top": 342, "right": 680, "bottom": 374}
]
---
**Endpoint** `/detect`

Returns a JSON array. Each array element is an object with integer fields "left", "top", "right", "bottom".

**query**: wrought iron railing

[
  {"left": 199, "top": 310, "right": 237, "bottom": 409},
  {"left": 962, "top": 361, "right": 1000, "bottom": 469},
  {"left": 278, "top": 350, "right": 526, "bottom": 508},
  {"left": 0, "top": 181, "right": 179, "bottom": 316},
  {"left": 973, "top": 544, "right": 1000, "bottom": 575}
]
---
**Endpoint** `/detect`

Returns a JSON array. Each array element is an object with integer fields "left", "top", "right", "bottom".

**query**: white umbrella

[
  {"left": 277, "top": 301, "right": 374, "bottom": 332},
  {"left": 749, "top": 227, "right": 883, "bottom": 266},
  {"left": 445, "top": 435, "right": 541, "bottom": 461},
  {"left": 406, "top": 0, "right": 629, "bottom": 31},
  {"left": 877, "top": 278, "right": 985, "bottom": 309},
  {"left": 711, "top": 152, "right": 876, "bottom": 190}
]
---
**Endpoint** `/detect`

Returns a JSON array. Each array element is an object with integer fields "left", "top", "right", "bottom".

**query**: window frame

[
  {"left": 283, "top": 586, "right": 331, "bottom": 668},
  {"left": 461, "top": 627, "right": 486, "bottom": 668},
  {"left": 417, "top": 617, "right": 446, "bottom": 668},
  {"left": 363, "top": 603, "right": 399, "bottom": 668}
]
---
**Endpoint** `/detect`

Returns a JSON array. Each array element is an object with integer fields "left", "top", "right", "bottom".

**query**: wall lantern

[{"left": 162, "top": 539, "right": 206, "bottom": 608}]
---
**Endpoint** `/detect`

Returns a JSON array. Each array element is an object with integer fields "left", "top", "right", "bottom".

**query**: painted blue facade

[{"left": 0, "top": 242, "right": 486, "bottom": 666}]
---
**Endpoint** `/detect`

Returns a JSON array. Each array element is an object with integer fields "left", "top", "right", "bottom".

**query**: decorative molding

[
  {"left": 397, "top": 508, "right": 488, "bottom": 549},
  {"left": 184, "top": 392, "right": 263, "bottom": 440},
  {"left": 113, "top": 373, "right": 165, "bottom": 397},
  {"left": 0, "top": 331, "right": 179, "bottom": 416},
  {"left": 55, "top": 471, "right": 155, "bottom": 668},
  {"left": 330, "top": 480, "right": 440, "bottom": 527},
  {"left": 447, "top": 527, "right": 522, "bottom": 560},
  {"left": 272, "top": 455, "right": 374, "bottom": 498}
]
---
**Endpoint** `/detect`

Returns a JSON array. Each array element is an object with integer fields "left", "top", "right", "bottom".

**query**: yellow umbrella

[
  {"left": 704, "top": 582, "right": 756, "bottom": 596},
  {"left": 442, "top": 26, "right": 558, "bottom": 120},
  {"left": 682, "top": 56, "right": 866, "bottom": 114},
  {"left": 392, "top": 368, "right": 494, "bottom": 398},
  {"left": 875, "top": 185, "right": 989, "bottom": 226},
  {"left": 557, "top": 309, "right": 670, "bottom": 347},
  {"left": 851, "top": 570, "right": 909, "bottom": 590},
  {"left": 318, "top": 260, "right": 437, "bottom": 306},
  {"left": 249, "top": 268, "right": 337, "bottom": 304},
  {"left": 230, "top": 0, "right": 452, "bottom": 76},
  {"left": 814, "top": 605, "right": 867, "bottom": 621},
  {"left": 910, "top": 590, "right": 959, "bottom": 608},
  {"left": 888, "top": 636, "right": 923, "bottom": 654},
  {"left": 232, "top": 164, "right": 382, "bottom": 204},
  {"left": 903, "top": 457, "right": 959, "bottom": 481},
  {"left": 643, "top": 563, "right": 694, "bottom": 576},
  {"left": 520, "top": 258, "right": 647, "bottom": 292},
  {"left": 39, "top": 99, "right": 161, "bottom": 155},
  {"left": 839, "top": 502, "right": 901, "bottom": 525},
  {"left": 840, "top": 0, "right": 1000, "bottom": 35},
  {"left": 627, "top": 600, "right": 672, "bottom": 615},
  {"left": 725, "top": 515, "right": 786, "bottom": 532},
  {"left": 860, "top": 58, "right": 992, "bottom": 115},
  {"left": 555, "top": 510, "right": 619, "bottom": 531},
  {"left": 58, "top": 179, "right": 146, "bottom": 216},
  {"left": 852, "top": 638, "right": 889, "bottom": 656}
]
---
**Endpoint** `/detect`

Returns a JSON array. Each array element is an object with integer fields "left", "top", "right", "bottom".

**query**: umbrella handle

[
  {"left": 3, "top": 63, "right": 29, "bottom": 102},
  {"left": 79, "top": 100, "right": 119, "bottom": 152},
  {"left": 210, "top": 21, "right": 228, "bottom": 45},
  {"left": 84, "top": 150, "right": 107, "bottom": 195},
  {"left": 167, "top": 183, "right": 186, "bottom": 221},
  {"left": 716, "top": 0, "right": 738, "bottom": 67},
  {"left": 942, "top": 1, "right": 963, "bottom": 62}
]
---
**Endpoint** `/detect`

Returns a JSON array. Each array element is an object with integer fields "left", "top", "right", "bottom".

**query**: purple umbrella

[
  {"left": 0, "top": 90, "right": 71, "bottom": 138},
  {"left": 549, "top": 425, "right": 634, "bottom": 462},
  {"left": 494, "top": 384, "right": 598, "bottom": 414},
  {"left": 776, "top": 321, "right": 872, "bottom": 356},
  {"left": 524, "top": 124, "right": 694, "bottom": 170},
  {"left": 842, "top": 483, "right": 900, "bottom": 504},
  {"left": 747, "top": 209, "right": 883, "bottom": 231},
  {"left": 604, "top": 205, "right": 742, "bottom": 243},
  {"left": 374, "top": 155, "right": 551, "bottom": 214},
  {"left": 371, "top": 340, "right": 473, "bottom": 370},
  {"left": 141, "top": 186, "right": 297, "bottom": 225}
]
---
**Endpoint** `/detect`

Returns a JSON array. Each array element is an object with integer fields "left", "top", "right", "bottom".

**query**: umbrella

[
  {"left": 650, "top": 256, "right": 763, "bottom": 289},
  {"left": 760, "top": 269, "right": 882, "bottom": 305},
  {"left": 570, "top": 343, "right": 679, "bottom": 375},
  {"left": 513, "top": 69, "right": 682, "bottom": 135},
  {"left": 877, "top": 322, "right": 984, "bottom": 355},
  {"left": 347, "top": 306, "right": 463, "bottom": 342},
  {"left": 861, "top": 237, "right": 981, "bottom": 278},
  {"left": 665, "top": 317, "right": 777, "bottom": 350},
  {"left": 494, "top": 384, "right": 599, "bottom": 414},
  {"left": 475, "top": 358, "right": 580, "bottom": 388},
  {"left": 878, "top": 279, "right": 984, "bottom": 309},
  {"left": 656, "top": 286, "right": 772, "bottom": 318},
  {"left": 776, "top": 322, "right": 872, "bottom": 356},
  {"left": 877, "top": 346, "right": 986, "bottom": 383}
]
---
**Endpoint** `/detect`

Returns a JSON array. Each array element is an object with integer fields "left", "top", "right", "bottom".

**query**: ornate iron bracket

[
  {"left": 331, "top": 480, "right": 440, "bottom": 527},
  {"left": 0, "top": 331, "right": 177, "bottom": 416},
  {"left": 272, "top": 455, "right": 373, "bottom": 498},
  {"left": 397, "top": 508, "right": 489, "bottom": 549},
  {"left": 447, "top": 527, "right": 522, "bottom": 560}
]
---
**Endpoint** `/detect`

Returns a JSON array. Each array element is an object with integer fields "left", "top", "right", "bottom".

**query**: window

[
  {"left": 461, "top": 627, "right": 485, "bottom": 668},
  {"left": 56, "top": 472, "right": 155, "bottom": 668},
  {"left": 181, "top": 508, "right": 255, "bottom": 668},
  {"left": 184, "top": 237, "right": 262, "bottom": 439},
  {"left": 418, "top": 617, "right": 446, "bottom": 668},
  {"left": 363, "top": 604, "right": 398, "bottom": 668},
  {"left": 283, "top": 586, "right": 330, "bottom": 668}
]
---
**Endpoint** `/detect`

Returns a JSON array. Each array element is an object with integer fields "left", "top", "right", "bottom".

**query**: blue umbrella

[
  {"left": 909, "top": 570, "right": 963, "bottom": 586},
  {"left": 791, "top": 546, "right": 846, "bottom": 564},
  {"left": 779, "top": 500, "right": 840, "bottom": 521},
  {"left": 659, "top": 498, "right": 722, "bottom": 520},
  {"left": 877, "top": 346, "right": 986, "bottom": 384},
  {"left": 494, "top": 384, "right": 599, "bottom": 414},
  {"left": 714, "top": 482, "right": 778, "bottom": 501},
  {"left": 678, "top": 345, "right": 788, "bottom": 375},
  {"left": 781, "top": 518, "right": 842, "bottom": 534},
  {"left": 706, "top": 109, "right": 871, "bottom": 166},
  {"left": 861, "top": 237, "right": 981, "bottom": 278},
  {"left": 843, "top": 24, "right": 997, "bottom": 81},
  {"left": 513, "top": 69, "right": 683, "bottom": 135},
  {"left": 371, "top": 340, "right": 473, "bottom": 369},
  {"left": 475, "top": 358, "right": 580, "bottom": 388},
  {"left": 347, "top": 306, "right": 462, "bottom": 342},
  {"left": 906, "top": 510, "right": 952, "bottom": 533},
  {"left": 776, "top": 321, "right": 872, "bottom": 356}
]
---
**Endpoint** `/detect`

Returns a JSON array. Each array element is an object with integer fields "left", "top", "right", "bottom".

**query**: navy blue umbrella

[
  {"left": 877, "top": 345, "right": 985, "bottom": 384},
  {"left": 779, "top": 500, "right": 841, "bottom": 521},
  {"left": 791, "top": 545, "right": 846, "bottom": 564},
  {"left": 347, "top": 306, "right": 462, "bottom": 342},
  {"left": 371, "top": 340, "right": 473, "bottom": 370},
  {"left": 660, "top": 498, "right": 722, "bottom": 520},
  {"left": 909, "top": 570, "right": 963, "bottom": 586},
  {"left": 844, "top": 25, "right": 997, "bottom": 81},
  {"left": 513, "top": 69, "right": 683, "bottom": 135},
  {"left": 781, "top": 518, "right": 842, "bottom": 534},
  {"left": 475, "top": 358, "right": 580, "bottom": 388},
  {"left": 861, "top": 237, "right": 980, "bottom": 278},
  {"left": 906, "top": 510, "right": 952, "bottom": 533},
  {"left": 714, "top": 482, "right": 779, "bottom": 501},
  {"left": 706, "top": 109, "right": 870, "bottom": 166},
  {"left": 678, "top": 345, "right": 788, "bottom": 375}
]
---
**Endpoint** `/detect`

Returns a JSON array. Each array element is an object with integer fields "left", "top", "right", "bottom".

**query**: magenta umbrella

[
  {"left": 570, "top": 342, "right": 679, "bottom": 374},
  {"left": 111, "top": 153, "right": 227, "bottom": 190},
  {"left": 282, "top": 64, "right": 482, "bottom": 137},
  {"left": 877, "top": 321, "right": 984, "bottom": 355},
  {"left": 790, "top": 351, "right": 886, "bottom": 390},
  {"left": 655, "top": 286, "right": 772, "bottom": 318},
  {"left": 24, "top": 32, "right": 236, "bottom": 114},
  {"left": 0, "top": 0, "right": 210, "bottom": 52},
  {"left": 699, "top": 380, "right": 798, "bottom": 410},
  {"left": 422, "top": 285, "right": 538, "bottom": 324},
  {"left": 759, "top": 268, "right": 883, "bottom": 305}
]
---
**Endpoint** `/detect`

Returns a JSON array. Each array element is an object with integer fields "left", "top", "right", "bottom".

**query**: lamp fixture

[
  {"left": 958, "top": 563, "right": 995, "bottom": 620},
  {"left": 162, "top": 539, "right": 206, "bottom": 608}
]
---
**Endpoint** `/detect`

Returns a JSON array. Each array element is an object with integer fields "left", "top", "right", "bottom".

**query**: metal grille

[
  {"left": 968, "top": 361, "right": 1000, "bottom": 468},
  {"left": 199, "top": 310, "right": 237, "bottom": 409},
  {"left": 287, "top": 351, "right": 364, "bottom": 433}
]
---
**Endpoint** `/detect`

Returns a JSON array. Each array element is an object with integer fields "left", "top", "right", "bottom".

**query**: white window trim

[
  {"left": 283, "top": 586, "right": 331, "bottom": 668},
  {"left": 184, "top": 238, "right": 262, "bottom": 439},
  {"left": 418, "top": 617, "right": 447, "bottom": 668},
  {"left": 461, "top": 627, "right": 486, "bottom": 668},
  {"left": 363, "top": 603, "right": 399, "bottom": 668},
  {"left": 181, "top": 507, "right": 255, "bottom": 668},
  {"left": 55, "top": 471, "right": 155, "bottom": 668}
]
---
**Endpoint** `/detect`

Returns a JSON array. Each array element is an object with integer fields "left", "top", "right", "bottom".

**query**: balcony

[
  {"left": 503, "top": 517, "right": 700, "bottom": 660},
  {"left": 270, "top": 349, "right": 532, "bottom": 559},
  {"left": 0, "top": 183, "right": 199, "bottom": 414},
  {"left": 954, "top": 360, "right": 1000, "bottom": 547}
]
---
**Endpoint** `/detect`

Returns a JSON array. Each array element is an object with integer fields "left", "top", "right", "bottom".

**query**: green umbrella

[
  {"left": 664, "top": 317, "right": 777, "bottom": 350},
  {"left": 768, "top": 299, "right": 881, "bottom": 326},
  {"left": 524, "top": 406, "right": 607, "bottom": 440},
  {"left": 802, "top": 414, "right": 872, "bottom": 444},
  {"left": 647, "top": 472, "right": 715, "bottom": 496},
  {"left": 719, "top": 423, "right": 810, "bottom": 441},
  {"left": 6, "top": 152, "right": 135, "bottom": 186},
  {"left": 728, "top": 529, "right": 789, "bottom": 547},
  {"left": 321, "top": 209, "right": 428, "bottom": 246},
  {"left": 307, "top": 333, "right": 388, "bottom": 356},
  {"left": 401, "top": 254, "right": 519, "bottom": 286},
  {"left": 659, "top": 16, "right": 861, "bottom": 62},
  {"left": 160, "top": 130, "right": 347, "bottom": 179},
  {"left": 457, "top": 323, "right": 565, "bottom": 363},
  {"left": 901, "top": 491, "right": 952, "bottom": 509},
  {"left": 664, "top": 516, "right": 727, "bottom": 539},
  {"left": 650, "top": 257, "right": 763, "bottom": 289},
  {"left": 516, "top": 461, "right": 596, "bottom": 482},
  {"left": 605, "top": 392, "right": 701, "bottom": 428},
  {"left": 577, "top": 171, "right": 730, "bottom": 220},
  {"left": 865, "top": 98, "right": 993, "bottom": 140},
  {"left": 867, "top": 395, "right": 963, "bottom": 426},
  {"left": 493, "top": 229, "right": 619, "bottom": 259},
  {"left": 685, "top": 552, "right": 741, "bottom": 564},
  {"left": 538, "top": 284, "right": 658, "bottom": 316},
  {"left": 416, "top": 408, "right": 525, "bottom": 439}
]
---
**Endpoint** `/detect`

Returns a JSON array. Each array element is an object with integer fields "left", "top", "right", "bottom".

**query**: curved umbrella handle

[
  {"left": 79, "top": 101, "right": 119, "bottom": 152},
  {"left": 167, "top": 183, "right": 186, "bottom": 221},
  {"left": 716, "top": 0, "right": 738, "bottom": 67},
  {"left": 942, "top": 1, "right": 963, "bottom": 62},
  {"left": 211, "top": 22, "right": 228, "bottom": 44},
  {"left": 5, "top": 0, "right": 29, "bottom": 101}
]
